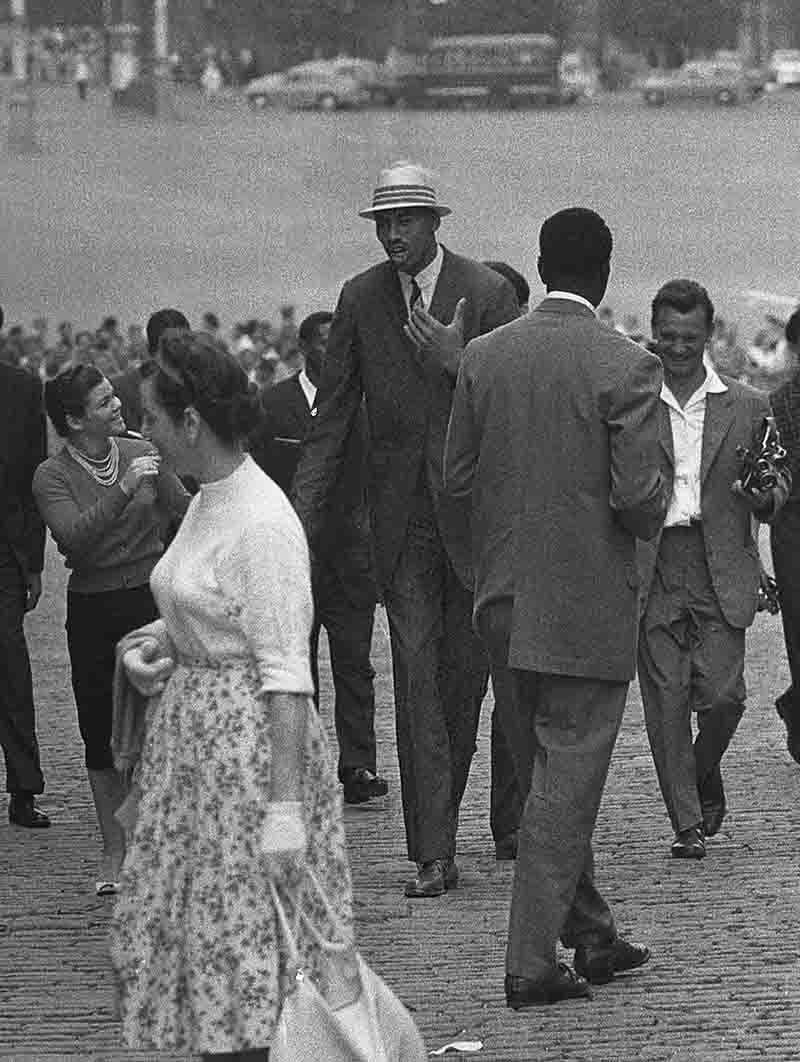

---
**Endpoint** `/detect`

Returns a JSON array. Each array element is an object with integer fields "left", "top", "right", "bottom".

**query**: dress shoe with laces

[
  {"left": 494, "top": 831, "right": 519, "bottom": 860},
  {"left": 671, "top": 824, "right": 706, "bottom": 859},
  {"left": 8, "top": 795, "right": 51, "bottom": 828},
  {"left": 573, "top": 937, "right": 651, "bottom": 985},
  {"left": 505, "top": 964, "right": 593, "bottom": 1008},
  {"left": 341, "top": 767, "right": 388, "bottom": 805},
  {"left": 404, "top": 859, "right": 458, "bottom": 898}
]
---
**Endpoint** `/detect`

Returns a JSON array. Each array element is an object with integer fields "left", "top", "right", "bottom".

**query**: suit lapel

[
  {"left": 428, "top": 246, "right": 455, "bottom": 323},
  {"left": 701, "top": 390, "right": 735, "bottom": 484},
  {"left": 659, "top": 402, "right": 675, "bottom": 467}
]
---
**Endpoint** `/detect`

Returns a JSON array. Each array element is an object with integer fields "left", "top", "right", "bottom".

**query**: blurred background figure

[
  {"left": 112, "top": 309, "right": 190, "bottom": 434},
  {"left": 0, "top": 311, "right": 49, "bottom": 830},
  {"left": 769, "top": 306, "right": 800, "bottom": 765},
  {"left": 74, "top": 50, "right": 90, "bottom": 100},
  {"left": 483, "top": 260, "right": 530, "bottom": 314},
  {"left": 250, "top": 310, "right": 387, "bottom": 806}
]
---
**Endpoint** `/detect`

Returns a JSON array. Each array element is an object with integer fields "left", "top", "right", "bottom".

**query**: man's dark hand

[{"left": 404, "top": 297, "right": 467, "bottom": 378}]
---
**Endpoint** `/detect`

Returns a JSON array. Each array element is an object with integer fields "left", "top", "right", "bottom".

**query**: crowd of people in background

[
  {"left": 0, "top": 304, "right": 304, "bottom": 394},
  {"left": 2, "top": 299, "right": 796, "bottom": 399}
]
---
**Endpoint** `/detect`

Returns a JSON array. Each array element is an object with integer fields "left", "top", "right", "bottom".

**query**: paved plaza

[{"left": 1, "top": 541, "right": 799, "bottom": 1061}]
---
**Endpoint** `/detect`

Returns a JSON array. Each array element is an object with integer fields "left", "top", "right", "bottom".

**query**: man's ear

[{"left": 536, "top": 255, "right": 548, "bottom": 288}]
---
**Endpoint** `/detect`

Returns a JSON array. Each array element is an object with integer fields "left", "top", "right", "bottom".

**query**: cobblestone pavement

[{"left": 2, "top": 542, "right": 799, "bottom": 1062}]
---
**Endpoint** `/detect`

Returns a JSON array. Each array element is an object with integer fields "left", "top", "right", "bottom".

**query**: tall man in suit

[
  {"left": 249, "top": 311, "right": 387, "bottom": 805},
  {"left": 292, "top": 161, "right": 519, "bottom": 897},
  {"left": 638, "top": 279, "right": 790, "bottom": 859},
  {"left": 0, "top": 319, "right": 50, "bottom": 827},
  {"left": 445, "top": 208, "right": 666, "bottom": 1005}
]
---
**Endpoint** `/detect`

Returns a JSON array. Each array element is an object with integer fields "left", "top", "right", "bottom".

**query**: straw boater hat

[{"left": 359, "top": 161, "right": 452, "bottom": 219}]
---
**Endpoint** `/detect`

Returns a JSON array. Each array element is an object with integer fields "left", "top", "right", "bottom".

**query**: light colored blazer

[
  {"left": 637, "top": 378, "right": 790, "bottom": 629},
  {"left": 445, "top": 297, "right": 666, "bottom": 682}
]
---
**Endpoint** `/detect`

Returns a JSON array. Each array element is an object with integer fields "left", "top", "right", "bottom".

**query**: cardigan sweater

[{"left": 33, "top": 437, "right": 190, "bottom": 594}]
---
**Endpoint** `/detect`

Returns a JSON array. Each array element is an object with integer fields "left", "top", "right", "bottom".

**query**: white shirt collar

[
  {"left": 298, "top": 368, "right": 317, "bottom": 411},
  {"left": 399, "top": 243, "right": 444, "bottom": 310},
  {"left": 661, "top": 352, "right": 727, "bottom": 411},
  {"left": 545, "top": 290, "right": 597, "bottom": 315}
]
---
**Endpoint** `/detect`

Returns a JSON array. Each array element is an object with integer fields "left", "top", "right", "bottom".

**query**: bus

[{"left": 391, "top": 33, "right": 567, "bottom": 108}]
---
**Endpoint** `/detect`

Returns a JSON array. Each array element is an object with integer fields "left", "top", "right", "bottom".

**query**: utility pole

[{"left": 7, "top": 0, "right": 37, "bottom": 152}]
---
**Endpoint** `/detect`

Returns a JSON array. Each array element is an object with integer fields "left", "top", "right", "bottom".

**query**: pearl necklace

[{"left": 66, "top": 438, "right": 120, "bottom": 487}]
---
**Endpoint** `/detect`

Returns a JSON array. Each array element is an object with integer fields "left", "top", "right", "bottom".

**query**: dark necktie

[{"left": 410, "top": 278, "right": 423, "bottom": 313}]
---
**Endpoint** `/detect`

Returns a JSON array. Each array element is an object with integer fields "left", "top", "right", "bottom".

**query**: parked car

[
  {"left": 641, "top": 59, "right": 752, "bottom": 106},
  {"left": 245, "top": 59, "right": 372, "bottom": 111},
  {"left": 769, "top": 49, "right": 800, "bottom": 88}
]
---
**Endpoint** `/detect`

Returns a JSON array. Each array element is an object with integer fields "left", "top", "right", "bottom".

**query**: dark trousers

[
  {"left": 638, "top": 526, "right": 746, "bottom": 833},
  {"left": 66, "top": 584, "right": 158, "bottom": 770},
  {"left": 476, "top": 602, "right": 526, "bottom": 842},
  {"left": 771, "top": 509, "right": 800, "bottom": 719},
  {"left": 383, "top": 489, "right": 488, "bottom": 864},
  {"left": 0, "top": 555, "right": 43, "bottom": 795},
  {"left": 478, "top": 600, "right": 619, "bottom": 978},
  {"left": 310, "top": 557, "right": 377, "bottom": 780}
]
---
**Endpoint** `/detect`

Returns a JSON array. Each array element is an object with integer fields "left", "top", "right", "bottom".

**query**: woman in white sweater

[{"left": 112, "top": 331, "right": 352, "bottom": 1062}]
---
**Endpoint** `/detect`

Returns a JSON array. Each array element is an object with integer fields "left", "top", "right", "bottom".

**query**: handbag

[{"left": 270, "top": 868, "right": 427, "bottom": 1062}]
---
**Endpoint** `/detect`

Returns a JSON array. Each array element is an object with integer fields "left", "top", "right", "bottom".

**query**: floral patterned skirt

[{"left": 110, "top": 658, "right": 353, "bottom": 1054}]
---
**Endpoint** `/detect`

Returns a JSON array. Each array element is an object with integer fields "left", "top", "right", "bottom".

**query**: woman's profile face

[
  {"left": 140, "top": 376, "right": 184, "bottom": 471},
  {"left": 76, "top": 377, "right": 126, "bottom": 438}
]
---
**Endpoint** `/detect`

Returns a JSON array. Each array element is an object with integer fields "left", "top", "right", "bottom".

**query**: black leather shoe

[
  {"left": 671, "top": 825, "right": 706, "bottom": 859},
  {"left": 341, "top": 767, "right": 388, "bottom": 805},
  {"left": 776, "top": 694, "right": 800, "bottom": 764},
  {"left": 494, "top": 831, "right": 519, "bottom": 860},
  {"left": 8, "top": 795, "right": 51, "bottom": 828},
  {"left": 404, "top": 859, "right": 458, "bottom": 898},
  {"left": 573, "top": 937, "right": 651, "bottom": 985},
  {"left": 505, "top": 964, "right": 593, "bottom": 1008}
]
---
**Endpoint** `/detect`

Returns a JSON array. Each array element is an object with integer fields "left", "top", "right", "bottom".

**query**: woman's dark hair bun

[{"left": 229, "top": 383, "right": 263, "bottom": 438}]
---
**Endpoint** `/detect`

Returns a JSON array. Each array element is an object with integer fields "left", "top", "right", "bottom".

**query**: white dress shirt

[
  {"left": 298, "top": 368, "right": 317, "bottom": 413},
  {"left": 399, "top": 244, "right": 444, "bottom": 314},
  {"left": 662, "top": 355, "right": 728, "bottom": 527},
  {"left": 546, "top": 290, "right": 597, "bottom": 315}
]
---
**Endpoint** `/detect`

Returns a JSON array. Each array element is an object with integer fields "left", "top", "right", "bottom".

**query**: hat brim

[{"left": 359, "top": 202, "right": 451, "bottom": 219}]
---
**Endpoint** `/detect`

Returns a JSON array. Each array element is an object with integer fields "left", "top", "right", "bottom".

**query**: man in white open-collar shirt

[{"left": 637, "top": 279, "right": 791, "bottom": 860}]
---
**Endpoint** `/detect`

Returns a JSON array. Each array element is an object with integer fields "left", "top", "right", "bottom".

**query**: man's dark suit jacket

[
  {"left": 292, "top": 246, "right": 519, "bottom": 591},
  {"left": 0, "top": 363, "right": 46, "bottom": 578},
  {"left": 111, "top": 365, "right": 145, "bottom": 434},
  {"left": 249, "top": 374, "right": 375, "bottom": 606}
]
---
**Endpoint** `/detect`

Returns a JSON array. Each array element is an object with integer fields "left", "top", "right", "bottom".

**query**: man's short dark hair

[
  {"left": 651, "top": 279, "right": 715, "bottom": 331},
  {"left": 786, "top": 307, "right": 800, "bottom": 347},
  {"left": 483, "top": 261, "right": 530, "bottom": 308},
  {"left": 539, "top": 208, "right": 612, "bottom": 279},
  {"left": 298, "top": 311, "right": 334, "bottom": 347},
  {"left": 202, "top": 311, "right": 220, "bottom": 330},
  {"left": 146, "top": 308, "right": 190, "bottom": 355}
]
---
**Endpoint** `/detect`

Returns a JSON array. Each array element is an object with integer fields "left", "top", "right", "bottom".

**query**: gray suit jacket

[
  {"left": 637, "top": 378, "right": 790, "bottom": 629},
  {"left": 292, "top": 246, "right": 518, "bottom": 591},
  {"left": 444, "top": 297, "right": 666, "bottom": 682}
]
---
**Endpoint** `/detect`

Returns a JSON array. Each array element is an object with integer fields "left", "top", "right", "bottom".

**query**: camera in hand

[{"left": 735, "top": 415, "right": 787, "bottom": 496}]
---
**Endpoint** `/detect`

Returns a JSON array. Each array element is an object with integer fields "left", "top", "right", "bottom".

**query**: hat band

[{"left": 371, "top": 184, "right": 438, "bottom": 209}]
